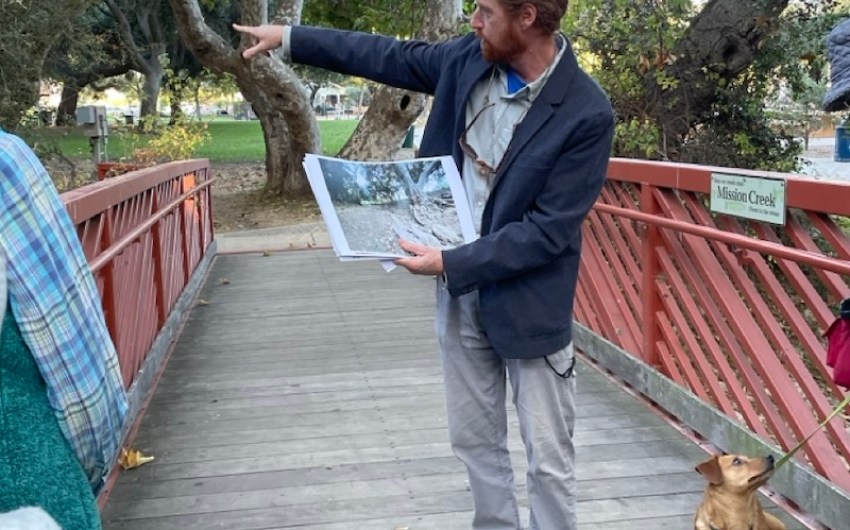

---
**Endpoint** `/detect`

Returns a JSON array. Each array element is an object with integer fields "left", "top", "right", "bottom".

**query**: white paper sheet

[{"left": 303, "top": 154, "right": 477, "bottom": 262}]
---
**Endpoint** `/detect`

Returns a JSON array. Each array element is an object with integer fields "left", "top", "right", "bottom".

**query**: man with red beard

[{"left": 235, "top": 1, "right": 613, "bottom": 528}]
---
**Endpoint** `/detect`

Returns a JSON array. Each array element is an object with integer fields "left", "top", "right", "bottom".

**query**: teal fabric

[{"left": 0, "top": 307, "right": 102, "bottom": 530}]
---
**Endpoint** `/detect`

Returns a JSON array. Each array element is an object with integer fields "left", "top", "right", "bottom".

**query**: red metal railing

[
  {"left": 61, "top": 160, "right": 214, "bottom": 388},
  {"left": 577, "top": 158, "right": 850, "bottom": 493}
]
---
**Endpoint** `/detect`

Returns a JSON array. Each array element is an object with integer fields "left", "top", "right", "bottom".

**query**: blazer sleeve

[{"left": 289, "top": 26, "right": 464, "bottom": 95}]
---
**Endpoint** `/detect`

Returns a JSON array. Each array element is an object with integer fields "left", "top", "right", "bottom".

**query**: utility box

[
  {"left": 76, "top": 105, "right": 109, "bottom": 138},
  {"left": 77, "top": 105, "right": 109, "bottom": 166}
]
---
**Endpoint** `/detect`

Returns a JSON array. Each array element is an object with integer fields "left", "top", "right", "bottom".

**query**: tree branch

[{"left": 168, "top": 0, "right": 240, "bottom": 73}]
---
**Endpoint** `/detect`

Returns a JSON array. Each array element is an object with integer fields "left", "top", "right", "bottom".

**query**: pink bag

[{"left": 825, "top": 298, "right": 850, "bottom": 389}]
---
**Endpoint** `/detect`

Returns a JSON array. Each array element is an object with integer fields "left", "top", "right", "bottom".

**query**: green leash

[{"left": 774, "top": 392, "right": 850, "bottom": 469}]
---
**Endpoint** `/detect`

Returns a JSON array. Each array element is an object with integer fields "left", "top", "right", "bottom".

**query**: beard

[{"left": 479, "top": 22, "right": 527, "bottom": 63}]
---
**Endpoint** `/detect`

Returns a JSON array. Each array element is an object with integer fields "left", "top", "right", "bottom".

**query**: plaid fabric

[
  {"left": 0, "top": 247, "right": 6, "bottom": 335},
  {"left": 0, "top": 128, "right": 127, "bottom": 491}
]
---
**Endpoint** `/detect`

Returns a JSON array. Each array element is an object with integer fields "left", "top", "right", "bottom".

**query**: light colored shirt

[
  {"left": 281, "top": 25, "right": 293, "bottom": 60},
  {"left": 0, "top": 128, "right": 127, "bottom": 491},
  {"left": 463, "top": 34, "right": 568, "bottom": 231}
]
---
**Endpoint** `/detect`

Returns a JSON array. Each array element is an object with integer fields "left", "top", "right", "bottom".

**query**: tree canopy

[
  {"left": 566, "top": 0, "right": 848, "bottom": 171},
  {"left": 0, "top": 0, "right": 98, "bottom": 128},
  {"left": 3, "top": 0, "right": 849, "bottom": 187}
]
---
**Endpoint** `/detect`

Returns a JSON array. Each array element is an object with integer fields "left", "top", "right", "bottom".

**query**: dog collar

[{"left": 708, "top": 524, "right": 754, "bottom": 530}]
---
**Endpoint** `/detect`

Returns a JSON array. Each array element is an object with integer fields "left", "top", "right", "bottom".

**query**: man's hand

[
  {"left": 394, "top": 239, "right": 444, "bottom": 276},
  {"left": 232, "top": 24, "right": 284, "bottom": 59}
]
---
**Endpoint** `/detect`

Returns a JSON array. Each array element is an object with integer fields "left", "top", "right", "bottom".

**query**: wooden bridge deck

[{"left": 101, "top": 250, "right": 803, "bottom": 530}]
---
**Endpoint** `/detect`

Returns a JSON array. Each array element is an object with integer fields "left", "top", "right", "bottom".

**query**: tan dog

[{"left": 694, "top": 453, "right": 786, "bottom": 530}]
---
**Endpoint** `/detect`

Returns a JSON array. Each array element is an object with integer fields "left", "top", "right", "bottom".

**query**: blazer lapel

[{"left": 460, "top": 59, "right": 494, "bottom": 104}]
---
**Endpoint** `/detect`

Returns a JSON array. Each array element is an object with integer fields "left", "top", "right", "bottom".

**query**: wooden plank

[{"left": 102, "top": 250, "right": 806, "bottom": 529}]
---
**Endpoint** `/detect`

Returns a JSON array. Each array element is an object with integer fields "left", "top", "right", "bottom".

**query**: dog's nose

[{"left": 766, "top": 454, "right": 775, "bottom": 464}]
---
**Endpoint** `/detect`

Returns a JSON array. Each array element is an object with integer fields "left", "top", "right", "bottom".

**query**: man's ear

[
  {"left": 518, "top": 2, "right": 537, "bottom": 29},
  {"left": 695, "top": 457, "right": 724, "bottom": 485}
]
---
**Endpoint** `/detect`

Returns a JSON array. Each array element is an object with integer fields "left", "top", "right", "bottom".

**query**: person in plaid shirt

[{"left": 0, "top": 127, "right": 127, "bottom": 528}]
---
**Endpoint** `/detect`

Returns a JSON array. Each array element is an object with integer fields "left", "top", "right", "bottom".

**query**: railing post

[
  {"left": 203, "top": 167, "right": 215, "bottom": 248},
  {"left": 99, "top": 210, "right": 123, "bottom": 382},
  {"left": 641, "top": 184, "right": 662, "bottom": 367},
  {"left": 179, "top": 173, "right": 192, "bottom": 286},
  {"left": 150, "top": 188, "right": 168, "bottom": 327}
]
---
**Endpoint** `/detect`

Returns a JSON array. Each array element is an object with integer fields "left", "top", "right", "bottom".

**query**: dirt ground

[
  {"left": 49, "top": 160, "right": 322, "bottom": 234},
  {"left": 205, "top": 162, "right": 322, "bottom": 233}
]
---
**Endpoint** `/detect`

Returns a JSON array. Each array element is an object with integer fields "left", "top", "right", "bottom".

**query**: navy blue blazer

[{"left": 290, "top": 27, "right": 615, "bottom": 358}]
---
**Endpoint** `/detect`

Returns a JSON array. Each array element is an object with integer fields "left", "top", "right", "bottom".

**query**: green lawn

[{"left": 22, "top": 118, "right": 359, "bottom": 163}]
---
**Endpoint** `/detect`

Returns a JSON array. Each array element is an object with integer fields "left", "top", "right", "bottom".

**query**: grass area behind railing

[{"left": 23, "top": 117, "right": 359, "bottom": 163}]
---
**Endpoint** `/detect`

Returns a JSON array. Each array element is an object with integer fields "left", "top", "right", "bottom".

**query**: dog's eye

[{"left": 732, "top": 457, "right": 743, "bottom": 465}]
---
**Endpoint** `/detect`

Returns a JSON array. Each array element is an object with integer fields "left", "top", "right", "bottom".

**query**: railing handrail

[
  {"left": 62, "top": 160, "right": 210, "bottom": 223},
  {"left": 608, "top": 157, "right": 850, "bottom": 216},
  {"left": 594, "top": 203, "right": 850, "bottom": 276}
]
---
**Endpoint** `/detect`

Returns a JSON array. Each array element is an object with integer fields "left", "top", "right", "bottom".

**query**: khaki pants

[{"left": 435, "top": 278, "right": 578, "bottom": 530}]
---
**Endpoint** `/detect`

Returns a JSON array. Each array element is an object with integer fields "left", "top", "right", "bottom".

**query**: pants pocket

[{"left": 544, "top": 343, "right": 576, "bottom": 379}]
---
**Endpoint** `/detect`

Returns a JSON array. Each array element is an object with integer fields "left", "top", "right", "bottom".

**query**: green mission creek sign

[{"left": 710, "top": 172, "right": 787, "bottom": 225}]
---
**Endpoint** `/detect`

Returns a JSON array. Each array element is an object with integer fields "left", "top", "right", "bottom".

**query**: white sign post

[{"left": 710, "top": 172, "right": 787, "bottom": 225}]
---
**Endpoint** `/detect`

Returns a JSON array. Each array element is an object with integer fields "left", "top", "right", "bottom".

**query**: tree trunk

[
  {"left": 169, "top": 0, "right": 320, "bottom": 197},
  {"left": 169, "top": 99, "right": 184, "bottom": 124},
  {"left": 233, "top": 52, "right": 320, "bottom": 196},
  {"left": 237, "top": 71, "right": 318, "bottom": 195},
  {"left": 339, "top": 0, "right": 463, "bottom": 160},
  {"left": 167, "top": 75, "right": 187, "bottom": 125},
  {"left": 646, "top": 0, "right": 790, "bottom": 157},
  {"left": 140, "top": 60, "right": 164, "bottom": 123},
  {"left": 56, "top": 85, "right": 81, "bottom": 126},
  {"left": 194, "top": 86, "right": 202, "bottom": 120},
  {"left": 339, "top": 88, "right": 427, "bottom": 160},
  {"left": 105, "top": 0, "right": 168, "bottom": 123}
]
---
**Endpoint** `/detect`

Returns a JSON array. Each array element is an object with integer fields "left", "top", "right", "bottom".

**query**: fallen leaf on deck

[{"left": 119, "top": 447, "right": 155, "bottom": 470}]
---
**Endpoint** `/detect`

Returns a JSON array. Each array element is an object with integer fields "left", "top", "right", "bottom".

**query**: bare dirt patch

[{"left": 209, "top": 162, "right": 322, "bottom": 233}]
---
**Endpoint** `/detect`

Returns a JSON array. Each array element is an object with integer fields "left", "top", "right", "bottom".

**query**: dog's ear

[{"left": 695, "top": 457, "right": 724, "bottom": 485}]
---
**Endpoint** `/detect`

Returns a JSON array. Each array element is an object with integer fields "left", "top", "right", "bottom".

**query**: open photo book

[{"left": 303, "top": 154, "right": 477, "bottom": 260}]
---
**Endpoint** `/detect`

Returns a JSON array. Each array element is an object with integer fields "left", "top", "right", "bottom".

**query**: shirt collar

[{"left": 497, "top": 33, "right": 567, "bottom": 103}]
